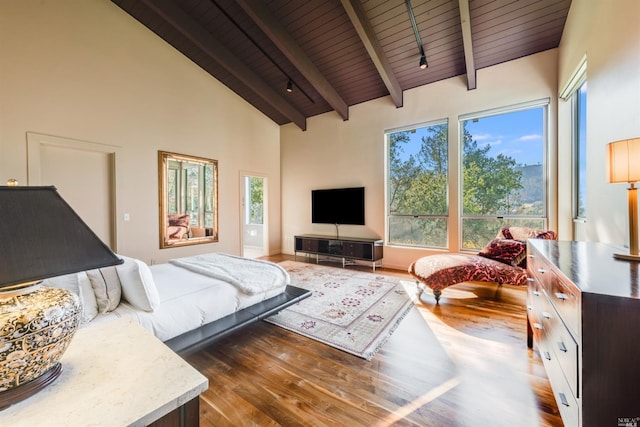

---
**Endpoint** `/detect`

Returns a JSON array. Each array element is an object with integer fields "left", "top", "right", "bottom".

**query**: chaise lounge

[{"left": 409, "top": 227, "right": 557, "bottom": 303}]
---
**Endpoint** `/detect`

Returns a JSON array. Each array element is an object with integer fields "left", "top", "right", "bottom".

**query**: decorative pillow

[
  {"left": 86, "top": 266, "right": 122, "bottom": 313},
  {"left": 168, "top": 214, "right": 190, "bottom": 227},
  {"left": 116, "top": 255, "right": 160, "bottom": 312},
  {"left": 77, "top": 271, "right": 98, "bottom": 322},
  {"left": 498, "top": 227, "right": 557, "bottom": 242},
  {"left": 478, "top": 238, "right": 527, "bottom": 267},
  {"left": 41, "top": 271, "right": 98, "bottom": 323}
]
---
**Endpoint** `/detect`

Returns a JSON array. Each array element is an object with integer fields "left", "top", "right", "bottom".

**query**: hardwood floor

[{"left": 184, "top": 255, "right": 562, "bottom": 426}]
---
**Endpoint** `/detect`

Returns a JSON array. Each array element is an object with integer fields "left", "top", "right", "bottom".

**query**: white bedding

[
  {"left": 93, "top": 261, "right": 287, "bottom": 342},
  {"left": 168, "top": 253, "right": 290, "bottom": 294}
]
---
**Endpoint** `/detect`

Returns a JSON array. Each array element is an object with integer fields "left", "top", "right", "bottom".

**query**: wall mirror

[{"left": 158, "top": 151, "right": 218, "bottom": 249}]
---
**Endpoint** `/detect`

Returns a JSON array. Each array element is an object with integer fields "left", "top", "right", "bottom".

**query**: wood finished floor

[{"left": 184, "top": 255, "right": 562, "bottom": 426}]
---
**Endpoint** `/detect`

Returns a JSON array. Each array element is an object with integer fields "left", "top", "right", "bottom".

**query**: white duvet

[
  {"left": 94, "top": 254, "right": 289, "bottom": 342},
  {"left": 169, "top": 253, "right": 290, "bottom": 294}
]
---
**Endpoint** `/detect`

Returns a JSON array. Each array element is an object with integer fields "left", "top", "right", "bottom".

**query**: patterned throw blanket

[{"left": 169, "top": 253, "right": 290, "bottom": 295}]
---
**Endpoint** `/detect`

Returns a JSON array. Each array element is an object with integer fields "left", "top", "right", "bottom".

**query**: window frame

[
  {"left": 572, "top": 79, "right": 587, "bottom": 221},
  {"left": 385, "top": 119, "right": 450, "bottom": 249},
  {"left": 458, "top": 99, "right": 550, "bottom": 250}
]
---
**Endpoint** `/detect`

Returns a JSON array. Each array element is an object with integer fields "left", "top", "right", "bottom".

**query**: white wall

[
  {"left": 281, "top": 50, "right": 558, "bottom": 270},
  {"left": 557, "top": 0, "right": 640, "bottom": 247},
  {"left": 0, "top": 0, "right": 282, "bottom": 264}
]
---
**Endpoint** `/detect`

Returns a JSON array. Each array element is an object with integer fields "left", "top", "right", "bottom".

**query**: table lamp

[
  {"left": 0, "top": 186, "right": 123, "bottom": 409},
  {"left": 607, "top": 138, "right": 640, "bottom": 261}
]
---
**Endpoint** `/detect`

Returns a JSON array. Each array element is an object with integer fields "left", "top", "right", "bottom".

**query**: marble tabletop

[{"left": 0, "top": 317, "right": 208, "bottom": 426}]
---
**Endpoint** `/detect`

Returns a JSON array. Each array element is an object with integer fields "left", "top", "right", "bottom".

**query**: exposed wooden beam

[
  {"left": 140, "top": 0, "right": 307, "bottom": 130},
  {"left": 235, "top": 0, "right": 349, "bottom": 121},
  {"left": 458, "top": 0, "right": 476, "bottom": 90},
  {"left": 341, "top": 0, "right": 403, "bottom": 108}
]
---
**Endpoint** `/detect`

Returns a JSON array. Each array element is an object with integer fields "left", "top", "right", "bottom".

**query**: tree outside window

[
  {"left": 461, "top": 105, "right": 547, "bottom": 249},
  {"left": 387, "top": 122, "right": 448, "bottom": 248}
]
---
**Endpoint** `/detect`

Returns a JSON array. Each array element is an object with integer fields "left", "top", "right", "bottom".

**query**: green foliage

[
  {"left": 388, "top": 122, "right": 529, "bottom": 248},
  {"left": 248, "top": 177, "right": 263, "bottom": 224}
]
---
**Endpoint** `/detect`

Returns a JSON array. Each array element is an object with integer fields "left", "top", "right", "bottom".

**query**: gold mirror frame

[{"left": 158, "top": 151, "right": 218, "bottom": 249}]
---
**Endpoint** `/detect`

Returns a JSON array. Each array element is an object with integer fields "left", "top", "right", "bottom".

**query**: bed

[{"left": 44, "top": 253, "right": 311, "bottom": 355}]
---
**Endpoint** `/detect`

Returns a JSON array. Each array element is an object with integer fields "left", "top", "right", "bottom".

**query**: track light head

[
  {"left": 419, "top": 54, "right": 427, "bottom": 69},
  {"left": 286, "top": 79, "right": 293, "bottom": 93}
]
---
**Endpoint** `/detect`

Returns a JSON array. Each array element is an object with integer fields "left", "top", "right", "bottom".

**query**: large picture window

[
  {"left": 460, "top": 102, "right": 548, "bottom": 250},
  {"left": 386, "top": 121, "right": 448, "bottom": 248}
]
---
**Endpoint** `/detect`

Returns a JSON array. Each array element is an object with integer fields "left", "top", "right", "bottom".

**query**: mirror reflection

[{"left": 158, "top": 151, "right": 218, "bottom": 248}]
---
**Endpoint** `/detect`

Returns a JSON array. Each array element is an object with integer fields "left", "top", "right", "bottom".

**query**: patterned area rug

[{"left": 265, "top": 260, "right": 414, "bottom": 360}]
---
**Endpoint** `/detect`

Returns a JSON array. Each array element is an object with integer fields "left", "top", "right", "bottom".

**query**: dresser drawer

[
  {"left": 547, "top": 272, "right": 580, "bottom": 338},
  {"left": 538, "top": 333, "right": 580, "bottom": 427},
  {"left": 550, "top": 318, "right": 579, "bottom": 398}
]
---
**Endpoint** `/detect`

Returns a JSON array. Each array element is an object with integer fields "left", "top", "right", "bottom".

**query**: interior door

[{"left": 27, "top": 133, "right": 118, "bottom": 250}]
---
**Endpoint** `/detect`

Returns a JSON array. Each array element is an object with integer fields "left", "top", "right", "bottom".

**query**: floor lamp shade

[
  {"left": 607, "top": 139, "right": 640, "bottom": 261},
  {"left": 0, "top": 186, "right": 123, "bottom": 408}
]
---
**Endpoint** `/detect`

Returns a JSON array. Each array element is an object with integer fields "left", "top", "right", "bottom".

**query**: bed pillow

[
  {"left": 86, "top": 266, "right": 122, "bottom": 313},
  {"left": 478, "top": 238, "right": 527, "bottom": 267},
  {"left": 116, "top": 255, "right": 160, "bottom": 312}
]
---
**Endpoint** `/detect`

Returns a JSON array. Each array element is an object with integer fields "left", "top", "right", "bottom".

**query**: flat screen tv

[{"left": 311, "top": 187, "right": 365, "bottom": 225}]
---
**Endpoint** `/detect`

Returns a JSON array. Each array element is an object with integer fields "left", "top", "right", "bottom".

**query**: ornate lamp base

[{"left": 0, "top": 284, "right": 81, "bottom": 410}]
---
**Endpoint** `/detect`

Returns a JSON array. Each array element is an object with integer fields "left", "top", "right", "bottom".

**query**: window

[
  {"left": 573, "top": 81, "right": 587, "bottom": 219},
  {"left": 460, "top": 102, "right": 548, "bottom": 250},
  {"left": 386, "top": 121, "right": 448, "bottom": 248}
]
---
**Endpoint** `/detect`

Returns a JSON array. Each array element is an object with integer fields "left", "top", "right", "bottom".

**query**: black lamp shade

[{"left": 0, "top": 186, "right": 123, "bottom": 288}]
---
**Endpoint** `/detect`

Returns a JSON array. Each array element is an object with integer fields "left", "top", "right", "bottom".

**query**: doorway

[
  {"left": 27, "top": 132, "right": 119, "bottom": 250},
  {"left": 240, "top": 174, "right": 267, "bottom": 258}
]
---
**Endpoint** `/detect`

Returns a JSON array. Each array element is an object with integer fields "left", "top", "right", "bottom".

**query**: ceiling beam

[
  {"left": 235, "top": 0, "right": 349, "bottom": 121},
  {"left": 340, "top": 0, "right": 403, "bottom": 108},
  {"left": 458, "top": 0, "right": 476, "bottom": 90},
  {"left": 140, "top": 0, "right": 307, "bottom": 130}
]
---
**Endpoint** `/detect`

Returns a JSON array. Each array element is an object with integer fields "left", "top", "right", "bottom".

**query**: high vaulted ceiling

[{"left": 112, "top": 0, "right": 572, "bottom": 130}]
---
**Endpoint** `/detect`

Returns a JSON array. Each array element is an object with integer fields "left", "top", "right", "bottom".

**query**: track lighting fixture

[
  {"left": 406, "top": 0, "right": 428, "bottom": 70},
  {"left": 286, "top": 79, "right": 293, "bottom": 93},
  {"left": 419, "top": 53, "right": 427, "bottom": 69}
]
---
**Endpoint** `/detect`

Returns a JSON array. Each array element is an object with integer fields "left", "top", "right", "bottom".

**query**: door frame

[
  {"left": 27, "top": 132, "right": 121, "bottom": 250},
  {"left": 239, "top": 171, "right": 268, "bottom": 258}
]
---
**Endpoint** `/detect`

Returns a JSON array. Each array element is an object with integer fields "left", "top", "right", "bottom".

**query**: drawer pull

[
  {"left": 544, "top": 351, "right": 552, "bottom": 361},
  {"left": 558, "top": 342, "right": 568, "bottom": 353},
  {"left": 533, "top": 291, "right": 540, "bottom": 297},
  {"left": 527, "top": 305, "right": 532, "bottom": 311},
  {"left": 533, "top": 323, "right": 543, "bottom": 330},
  {"left": 542, "top": 311, "right": 552, "bottom": 319},
  {"left": 527, "top": 278, "right": 535, "bottom": 283},
  {"left": 555, "top": 292, "right": 568, "bottom": 300},
  {"left": 559, "top": 392, "right": 570, "bottom": 407},
  {"left": 537, "top": 268, "right": 546, "bottom": 274}
]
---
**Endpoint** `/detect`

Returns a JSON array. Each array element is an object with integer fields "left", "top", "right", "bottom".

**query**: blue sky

[
  {"left": 464, "top": 107, "right": 544, "bottom": 166},
  {"left": 401, "top": 107, "right": 544, "bottom": 166}
]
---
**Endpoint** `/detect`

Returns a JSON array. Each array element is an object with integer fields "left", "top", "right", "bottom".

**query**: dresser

[{"left": 527, "top": 240, "right": 640, "bottom": 427}]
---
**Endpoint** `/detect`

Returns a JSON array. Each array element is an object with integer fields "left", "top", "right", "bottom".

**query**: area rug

[{"left": 265, "top": 261, "right": 414, "bottom": 360}]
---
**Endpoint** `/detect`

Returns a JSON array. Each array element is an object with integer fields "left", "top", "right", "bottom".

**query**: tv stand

[{"left": 294, "top": 234, "right": 383, "bottom": 270}]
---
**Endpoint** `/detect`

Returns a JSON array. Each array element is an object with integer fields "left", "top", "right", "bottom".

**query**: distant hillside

[{"left": 516, "top": 164, "right": 543, "bottom": 203}]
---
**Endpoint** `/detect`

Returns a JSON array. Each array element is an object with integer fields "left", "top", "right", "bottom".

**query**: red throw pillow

[{"left": 478, "top": 238, "right": 527, "bottom": 267}]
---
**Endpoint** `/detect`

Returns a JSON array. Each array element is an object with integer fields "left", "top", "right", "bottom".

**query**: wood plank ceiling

[{"left": 112, "top": 0, "right": 572, "bottom": 130}]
